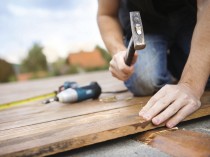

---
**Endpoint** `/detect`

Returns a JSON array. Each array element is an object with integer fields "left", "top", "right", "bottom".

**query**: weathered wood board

[
  {"left": 136, "top": 129, "right": 210, "bottom": 157},
  {"left": 0, "top": 71, "right": 210, "bottom": 156}
]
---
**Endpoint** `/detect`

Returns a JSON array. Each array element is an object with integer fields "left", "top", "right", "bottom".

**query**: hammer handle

[{"left": 125, "top": 38, "right": 135, "bottom": 66}]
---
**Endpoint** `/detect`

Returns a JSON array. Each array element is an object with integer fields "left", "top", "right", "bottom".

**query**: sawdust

[{"left": 99, "top": 96, "right": 133, "bottom": 103}]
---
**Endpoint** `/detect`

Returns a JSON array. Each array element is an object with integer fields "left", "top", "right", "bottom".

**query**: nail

[
  {"left": 153, "top": 118, "right": 159, "bottom": 125},
  {"left": 143, "top": 114, "right": 150, "bottom": 121},
  {"left": 166, "top": 123, "right": 173, "bottom": 128},
  {"left": 139, "top": 111, "right": 144, "bottom": 116}
]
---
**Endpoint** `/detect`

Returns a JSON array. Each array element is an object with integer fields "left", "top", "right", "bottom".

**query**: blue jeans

[
  {"left": 124, "top": 10, "right": 210, "bottom": 96},
  {"left": 125, "top": 34, "right": 174, "bottom": 96}
]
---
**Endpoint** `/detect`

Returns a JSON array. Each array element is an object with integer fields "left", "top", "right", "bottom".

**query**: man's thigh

[
  {"left": 168, "top": 9, "right": 210, "bottom": 89},
  {"left": 168, "top": 7, "right": 195, "bottom": 79}
]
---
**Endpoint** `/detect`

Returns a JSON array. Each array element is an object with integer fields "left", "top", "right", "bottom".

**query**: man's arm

[
  {"left": 97, "top": 0, "right": 137, "bottom": 81},
  {"left": 180, "top": 0, "right": 210, "bottom": 97},
  {"left": 97, "top": 0, "right": 125, "bottom": 55},
  {"left": 139, "top": 0, "right": 210, "bottom": 128}
]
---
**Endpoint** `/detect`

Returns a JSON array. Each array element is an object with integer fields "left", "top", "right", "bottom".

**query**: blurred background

[{"left": 0, "top": 0, "right": 111, "bottom": 83}]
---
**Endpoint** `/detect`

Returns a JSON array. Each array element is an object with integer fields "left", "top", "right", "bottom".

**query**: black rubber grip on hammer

[{"left": 125, "top": 38, "right": 135, "bottom": 66}]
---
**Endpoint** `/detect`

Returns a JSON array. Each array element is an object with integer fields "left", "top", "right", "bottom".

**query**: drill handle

[{"left": 80, "top": 82, "right": 102, "bottom": 99}]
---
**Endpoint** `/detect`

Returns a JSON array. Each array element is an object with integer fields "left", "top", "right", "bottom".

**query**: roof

[
  {"left": 16, "top": 73, "right": 33, "bottom": 81},
  {"left": 17, "top": 71, "right": 48, "bottom": 81},
  {"left": 68, "top": 49, "right": 107, "bottom": 68}
]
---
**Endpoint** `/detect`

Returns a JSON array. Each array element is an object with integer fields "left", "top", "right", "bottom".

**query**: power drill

[{"left": 43, "top": 82, "right": 101, "bottom": 104}]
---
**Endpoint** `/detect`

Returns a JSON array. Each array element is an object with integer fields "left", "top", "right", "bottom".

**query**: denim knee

[
  {"left": 124, "top": 33, "right": 172, "bottom": 96},
  {"left": 124, "top": 79, "right": 155, "bottom": 96},
  {"left": 124, "top": 73, "right": 172, "bottom": 96}
]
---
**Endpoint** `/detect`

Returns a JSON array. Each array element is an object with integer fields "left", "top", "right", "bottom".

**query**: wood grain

[
  {"left": 136, "top": 129, "right": 210, "bottom": 157},
  {"left": 0, "top": 71, "right": 210, "bottom": 156},
  {"left": 0, "top": 97, "right": 210, "bottom": 156},
  {"left": 0, "top": 71, "right": 125, "bottom": 104},
  {"left": 0, "top": 92, "right": 136, "bottom": 130}
]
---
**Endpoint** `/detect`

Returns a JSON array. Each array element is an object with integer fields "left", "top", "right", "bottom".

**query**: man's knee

[
  {"left": 125, "top": 82, "right": 155, "bottom": 96},
  {"left": 125, "top": 74, "right": 171, "bottom": 96}
]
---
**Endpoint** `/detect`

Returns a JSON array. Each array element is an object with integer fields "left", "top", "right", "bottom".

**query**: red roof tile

[{"left": 68, "top": 49, "right": 107, "bottom": 68}]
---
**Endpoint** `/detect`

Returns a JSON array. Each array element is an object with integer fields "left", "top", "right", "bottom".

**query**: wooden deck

[
  {"left": 135, "top": 128, "right": 210, "bottom": 157},
  {"left": 0, "top": 71, "right": 210, "bottom": 156}
]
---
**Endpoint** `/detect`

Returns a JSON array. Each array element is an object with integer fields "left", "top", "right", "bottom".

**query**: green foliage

[
  {"left": 67, "top": 65, "right": 80, "bottom": 74},
  {"left": 95, "top": 45, "right": 112, "bottom": 63},
  {"left": 0, "top": 59, "right": 16, "bottom": 82},
  {"left": 20, "top": 43, "right": 48, "bottom": 73},
  {"left": 17, "top": 44, "right": 111, "bottom": 79},
  {"left": 50, "top": 58, "right": 66, "bottom": 76},
  {"left": 49, "top": 58, "right": 79, "bottom": 76},
  {"left": 84, "top": 65, "right": 109, "bottom": 72}
]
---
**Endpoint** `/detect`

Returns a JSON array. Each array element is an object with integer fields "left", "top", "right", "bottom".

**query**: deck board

[
  {"left": 0, "top": 71, "right": 210, "bottom": 156},
  {"left": 135, "top": 129, "right": 210, "bottom": 157}
]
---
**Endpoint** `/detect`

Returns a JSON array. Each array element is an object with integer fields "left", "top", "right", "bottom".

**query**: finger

[
  {"left": 116, "top": 54, "right": 134, "bottom": 74},
  {"left": 142, "top": 93, "right": 176, "bottom": 120},
  {"left": 152, "top": 98, "right": 186, "bottom": 125},
  {"left": 124, "top": 66, "right": 134, "bottom": 76},
  {"left": 166, "top": 102, "right": 200, "bottom": 128},
  {"left": 110, "top": 70, "right": 125, "bottom": 80},
  {"left": 109, "top": 60, "right": 115, "bottom": 71},
  {"left": 139, "top": 86, "right": 167, "bottom": 116},
  {"left": 120, "top": 67, "right": 133, "bottom": 76},
  {"left": 153, "top": 84, "right": 172, "bottom": 100},
  {"left": 139, "top": 96, "right": 158, "bottom": 116},
  {"left": 109, "top": 60, "right": 128, "bottom": 80},
  {"left": 109, "top": 66, "right": 121, "bottom": 80},
  {"left": 117, "top": 63, "right": 133, "bottom": 75},
  {"left": 131, "top": 52, "right": 138, "bottom": 65},
  {"left": 109, "top": 66, "right": 129, "bottom": 81},
  {"left": 112, "top": 56, "right": 133, "bottom": 76}
]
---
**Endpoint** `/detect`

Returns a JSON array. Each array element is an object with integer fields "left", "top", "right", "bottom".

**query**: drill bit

[{"left": 42, "top": 97, "right": 58, "bottom": 104}]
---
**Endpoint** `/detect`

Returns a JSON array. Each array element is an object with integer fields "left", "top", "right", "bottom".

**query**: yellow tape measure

[{"left": 0, "top": 92, "right": 56, "bottom": 110}]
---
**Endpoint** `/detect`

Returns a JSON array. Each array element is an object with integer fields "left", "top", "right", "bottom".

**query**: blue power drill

[{"left": 43, "top": 82, "right": 101, "bottom": 104}]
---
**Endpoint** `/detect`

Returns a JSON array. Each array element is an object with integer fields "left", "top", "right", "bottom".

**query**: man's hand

[
  {"left": 139, "top": 83, "right": 201, "bottom": 128},
  {"left": 109, "top": 51, "right": 138, "bottom": 81}
]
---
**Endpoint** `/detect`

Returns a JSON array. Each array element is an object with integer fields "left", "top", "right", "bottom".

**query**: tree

[
  {"left": 50, "top": 57, "right": 79, "bottom": 76},
  {"left": 20, "top": 43, "right": 48, "bottom": 73},
  {"left": 0, "top": 59, "right": 15, "bottom": 82},
  {"left": 95, "top": 45, "right": 112, "bottom": 63}
]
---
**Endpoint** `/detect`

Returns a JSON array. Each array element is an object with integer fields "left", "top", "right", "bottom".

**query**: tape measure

[{"left": 0, "top": 92, "right": 56, "bottom": 110}]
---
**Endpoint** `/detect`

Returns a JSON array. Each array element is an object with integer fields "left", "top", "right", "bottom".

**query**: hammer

[{"left": 125, "top": 11, "right": 146, "bottom": 66}]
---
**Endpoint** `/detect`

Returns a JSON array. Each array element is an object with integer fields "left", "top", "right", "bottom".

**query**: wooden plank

[
  {"left": 0, "top": 92, "right": 137, "bottom": 130},
  {"left": 0, "top": 71, "right": 210, "bottom": 156},
  {"left": 0, "top": 95, "right": 210, "bottom": 156},
  {"left": 1, "top": 91, "right": 209, "bottom": 131},
  {"left": 0, "top": 72, "right": 128, "bottom": 131},
  {"left": 0, "top": 71, "right": 125, "bottom": 104},
  {"left": 135, "top": 129, "right": 210, "bottom": 157}
]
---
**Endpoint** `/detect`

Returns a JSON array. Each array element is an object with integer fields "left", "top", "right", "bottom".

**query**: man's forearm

[
  {"left": 97, "top": 0, "right": 136, "bottom": 81},
  {"left": 97, "top": 13, "right": 126, "bottom": 56},
  {"left": 179, "top": 1, "right": 210, "bottom": 97}
]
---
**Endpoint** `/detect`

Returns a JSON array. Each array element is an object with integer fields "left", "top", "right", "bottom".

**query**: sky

[{"left": 0, "top": 0, "right": 104, "bottom": 64}]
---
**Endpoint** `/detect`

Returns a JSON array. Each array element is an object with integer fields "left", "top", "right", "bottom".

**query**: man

[{"left": 97, "top": 0, "right": 210, "bottom": 128}]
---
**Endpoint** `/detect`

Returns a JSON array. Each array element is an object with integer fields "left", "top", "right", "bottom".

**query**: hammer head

[
  {"left": 130, "top": 11, "right": 146, "bottom": 50},
  {"left": 125, "top": 11, "right": 146, "bottom": 66}
]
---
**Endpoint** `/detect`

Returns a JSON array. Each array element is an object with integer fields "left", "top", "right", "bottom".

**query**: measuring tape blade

[{"left": 0, "top": 92, "right": 56, "bottom": 110}]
